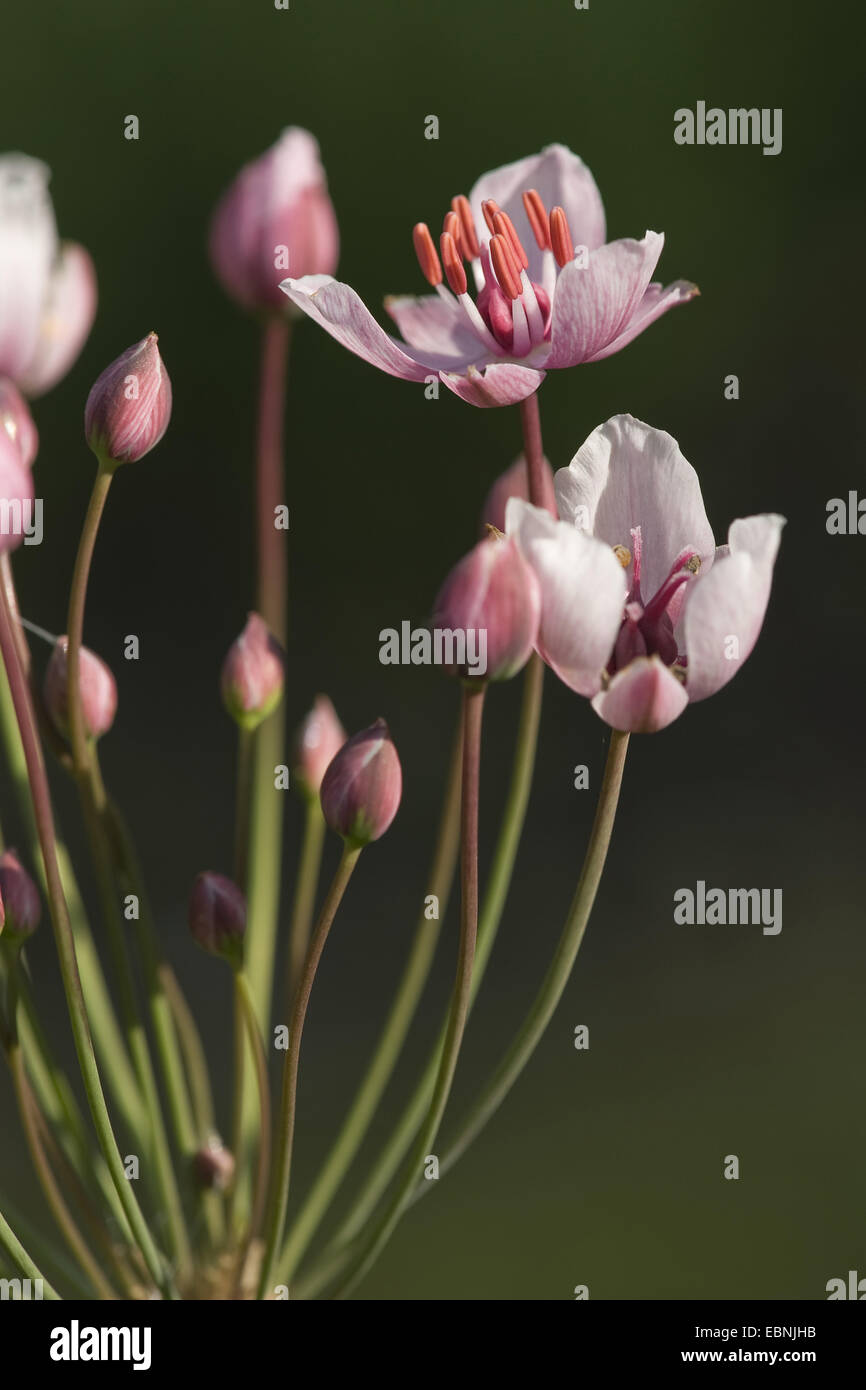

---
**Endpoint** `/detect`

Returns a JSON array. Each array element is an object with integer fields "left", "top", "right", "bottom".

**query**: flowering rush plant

[{"left": 0, "top": 134, "right": 782, "bottom": 1301}]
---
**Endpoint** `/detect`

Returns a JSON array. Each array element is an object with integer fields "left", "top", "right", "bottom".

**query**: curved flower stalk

[
  {"left": 281, "top": 144, "right": 697, "bottom": 407},
  {"left": 508, "top": 415, "right": 784, "bottom": 732},
  {"left": 0, "top": 155, "right": 96, "bottom": 396}
]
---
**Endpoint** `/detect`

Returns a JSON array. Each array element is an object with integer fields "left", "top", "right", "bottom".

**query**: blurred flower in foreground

[
  {"left": 85, "top": 332, "right": 172, "bottom": 468},
  {"left": 432, "top": 530, "right": 540, "bottom": 682},
  {"left": 188, "top": 872, "right": 246, "bottom": 965},
  {"left": 193, "top": 1138, "right": 235, "bottom": 1193},
  {"left": 210, "top": 128, "right": 339, "bottom": 314},
  {"left": 292, "top": 694, "right": 346, "bottom": 799},
  {"left": 281, "top": 143, "right": 696, "bottom": 408},
  {"left": 508, "top": 415, "right": 784, "bottom": 732},
  {"left": 0, "top": 378, "right": 38, "bottom": 467},
  {"left": 221, "top": 613, "right": 285, "bottom": 732},
  {"left": 0, "top": 426, "right": 35, "bottom": 555},
  {"left": 320, "top": 719, "right": 402, "bottom": 847},
  {"left": 0, "top": 850, "right": 40, "bottom": 944},
  {"left": 0, "top": 154, "right": 96, "bottom": 397},
  {"left": 44, "top": 637, "right": 117, "bottom": 741}
]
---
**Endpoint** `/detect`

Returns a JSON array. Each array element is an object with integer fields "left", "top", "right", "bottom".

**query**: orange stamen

[
  {"left": 413, "top": 222, "right": 442, "bottom": 286},
  {"left": 492, "top": 210, "right": 529, "bottom": 271},
  {"left": 443, "top": 210, "right": 463, "bottom": 260},
  {"left": 451, "top": 195, "right": 480, "bottom": 259},
  {"left": 549, "top": 206, "right": 575, "bottom": 268},
  {"left": 481, "top": 199, "right": 501, "bottom": 234},
  {"left": 440, "top": 232, "right": 467, "bottom": 296},
  {"left": 490, "top": 233, "right": 521, "bottom": 300},
  {"left": 522, "top": 189, "right": 551, "bottom": 250}
]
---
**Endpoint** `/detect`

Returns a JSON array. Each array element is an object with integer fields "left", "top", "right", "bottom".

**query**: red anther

[
  {"left": 549, "top": 206, "right": 575, "bottom": 268},
  {"left": 489, "top": 234, "right": 522, "bottom": 300},
  {"left": 451, "top": 195, "right": 480, "bottom": 259},
  {"left": 492, "top": 210, "right": 529, "bottom": 271},
  {"left": 481, "top": 199, "right": 501, "bottom": 234},
  {"left": 440, "top": 232, "right": 468, "bottom": 296},
  {"left": 443, "top": 210, "right": 463, "bottom": 259},
  {"left": 522, "top": 189, "right": 551, "bottom": 250},
  {"left": 413, "top": 222, "right": 442, "bottom": 286}
]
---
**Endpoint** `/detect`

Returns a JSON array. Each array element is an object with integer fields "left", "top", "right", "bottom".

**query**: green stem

[
  {"left": 0, "top": 658, "right": 144, "bottom": 1138},
  {"left": 277, "top": 703, "right": 464, "bottom": 1282},
  {"left": 285, "top": 796, "right": 327, "bottom": 1007},
  {"left": 329, "top": 684, "right": 485, "bottom": 1300},
  {"left": 65, "top": 463, "right": 113, "bottom": 776},
  {"left": 0, "top": 1205, "right": 60, "bottom": 1299},
  {"left": 423, "top": 728, "right": 630, "bottom": 1186},
  {"left": 231, "top": 968, "right": 272, "bottom": 1292},
  {"left": 307, "top": 654, "right": 543, "bottom": 1286},
  {"left": 256, "top": 841, "right": 362, "bottom": 1299},
  {"left": 0, "top": 585, "right": 175, "bottom": 1297}
]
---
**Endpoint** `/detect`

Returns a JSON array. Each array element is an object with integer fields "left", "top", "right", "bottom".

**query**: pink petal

[
  {"left": 385, "top": 293, "right": 480, "bottom": 358},
  {"left": 281, "top": 275, "right": 477, "bottom": 380},
  {"left": 506, "top": 499, "right": 625, "bottom": 696},
  {"left": 0, "top": 155, "right": 57, "bottom": 382},
  {"left": 592, "top": 656, "right": 689, "bottom": 733},
  {"left": 19, "top": 243, "right": 97, "bottom": 397},
  {"left": 683, "top": 514, "right": 785, "bottom": 703},
  {"left": 439, "top": 362, "right": 545, "bottom": 408},
  {"left": 470, "top": 144, "right": 606, "bottom": 284},
  {"left": 585, "top": 279, "right": 698, "bottom": 362},
  {"left": 544, "top": 233, "right": 665, "bottom": 368},
  {"left": 555, "top": 415, "right": 716, "bottom": 601}
]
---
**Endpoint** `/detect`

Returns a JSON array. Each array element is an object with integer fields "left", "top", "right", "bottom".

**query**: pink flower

[
  {"left": 432, "top": 531, "right": 541, "bottom": 681},
  {"left": 320, "top": 719, "right": 402, "bottom": 847},
  {"left": 0, "top": 378, "right": 38, "bottom": 467},
  {"left": 210, "top": 128, "right": 339, "bottom": 313},
  {"left": 292, "top": 694, "right": 347, "bottom": 798},
  {"left": 44, "top": 637, "right": 118, "bottom": 741},
  {"left": 508, "top": 415, "right": 784, "bottom": 732},
  {"left": 280, "top": 144, "right": 696, "bottom": 408},
  {"left": 0, "top": 428, "right": 35, "bottom": 555},
  {"left": 220, "top": 612, "right": 285, "bottom": 731},
  {"left": 0, "top": 155, "right": 96, "bottom": 397},
  {"left": 84, "top": 333, "right": 172, "bottom": 467}
]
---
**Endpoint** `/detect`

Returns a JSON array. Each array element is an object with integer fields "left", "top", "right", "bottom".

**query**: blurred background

[{"left": 2, "top": 0, "right": 863, "bottom": 1299}]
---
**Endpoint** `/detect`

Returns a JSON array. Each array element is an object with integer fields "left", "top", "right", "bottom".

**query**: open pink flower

[
  {"left": 0, "top": 155, "right": 96, "bottom": 397},
  {"left": 507, "top": 415, "right": 784, "bottom": 732},
  {"left": 280, "top": 144, "right": 696, "bottom": 408}
]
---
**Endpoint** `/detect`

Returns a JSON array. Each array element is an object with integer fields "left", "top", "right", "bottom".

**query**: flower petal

[
  {"left": 0, "top": 155, "right": 57, "bottom": 382},
  {"left": 469, "top": 144, "right": 606, "bottom": 283},
  {"left": 544, "top": 234, "right": 665, "bottom": 368},
  {"left": 555, "top": 415, "right": 716, "bottom": 601},
  {"left": 439, "top": 362, "right": 545, "bottom": 408},
  {"left": 19, "top": 243, "right": 97, "bottom": 397},
  {"left": 683, "top": 513, "right": 785, "bottom": 702},
  {"left": 585, "top": 279, "right": 698, "bottom": 363},
  {"left": 506, "top": 499, "right": 625, "bottom": 696},
  {"left": 385, "top": 293, "right": 479, "bottom": 358},
  {"left": 281, "top": 275, "right": 478, "bottom": 380},
  {"left": 591, "top": 656, "right": 689, "bottom": 733}
]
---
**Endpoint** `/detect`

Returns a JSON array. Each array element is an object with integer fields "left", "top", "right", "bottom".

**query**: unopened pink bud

[
  {"left": 320, "top": 719, "right": 402, "bottom": 848},
  {"left": 432, "top": 531, "right": 541, "bottom": 682},
  {"left": 84, "top": 332, "right": 171, "bottom": 467},
  {"left": 0, "top": 378, "right": 38, "bottom": 467},
  {"left": 209, "top": 128, "right": 339, "bottom": 313},
  {"left": 192, "top": 1138, "right": 235, "bottom": 1193},
  {"left": 480, "top": 454, "right": 557, "bottom": 535},
  {"left": 188, "top": 872, "right": 246, "bottom": 964},
  {"left": 44, "top": 637, "right": 117, "bottom": 741},
  {"left": 220, "top": 613, "right": 285, "bottom": 731},
  {"left": 292, "top": 694, "right": 347, "bottom": 798},
  {"left": 0, "top": 429, "right": 35, "bottom": 555},
  {"left": 0, "top": 850, "right": 40, "bottom": 943}
]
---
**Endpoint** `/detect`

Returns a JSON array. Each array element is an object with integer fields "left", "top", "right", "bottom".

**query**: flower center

[
  {"left": 411, "top": 188, "right": 579, "bottom": 360},
  {"left": 609, "top": 525, "right": 701, "bottom": 673}
]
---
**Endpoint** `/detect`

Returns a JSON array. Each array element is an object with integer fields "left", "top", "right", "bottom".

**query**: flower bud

[
  {"left": 84, "top": 332, "right": 171, "bottom": 468},
  {"left": 43, "top": 637, "right": 117, "bottom": 741},
  {"left": 0, "top": 850, "right": 40, "bottom": 943},
  {"left": 0, "top": 378, "right": 38, "bottom": 467},
  {"left": 220, "top": 613, "right": 285, "bottom": 731},
  {"left": 192, "top": 1138, "right": 235, "bottom": 1193},
  {"left": 432, "top": 531, "right": 541, "bottom": 682},
  {"left": 0, "top": 429, "right": 35, "bottom": 555},
  {"left": 479, "top": 454, "right": 557, "bottom": 534},
  {"left": 209, "top": 128, "right": 339, "bottom": 314},
  {"left": 292, "top": 694, "right": 346, "bottom": 799},
  {"left": 320, "top": 719, "right": 402, "bottom": 848},
  {"left": 188, "top": 872, "right": 246, "bottom": 964}
]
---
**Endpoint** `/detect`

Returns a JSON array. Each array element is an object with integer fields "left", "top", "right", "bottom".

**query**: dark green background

[{"left": 2, "top": 0, "right": 862, "bottom": 1299}]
